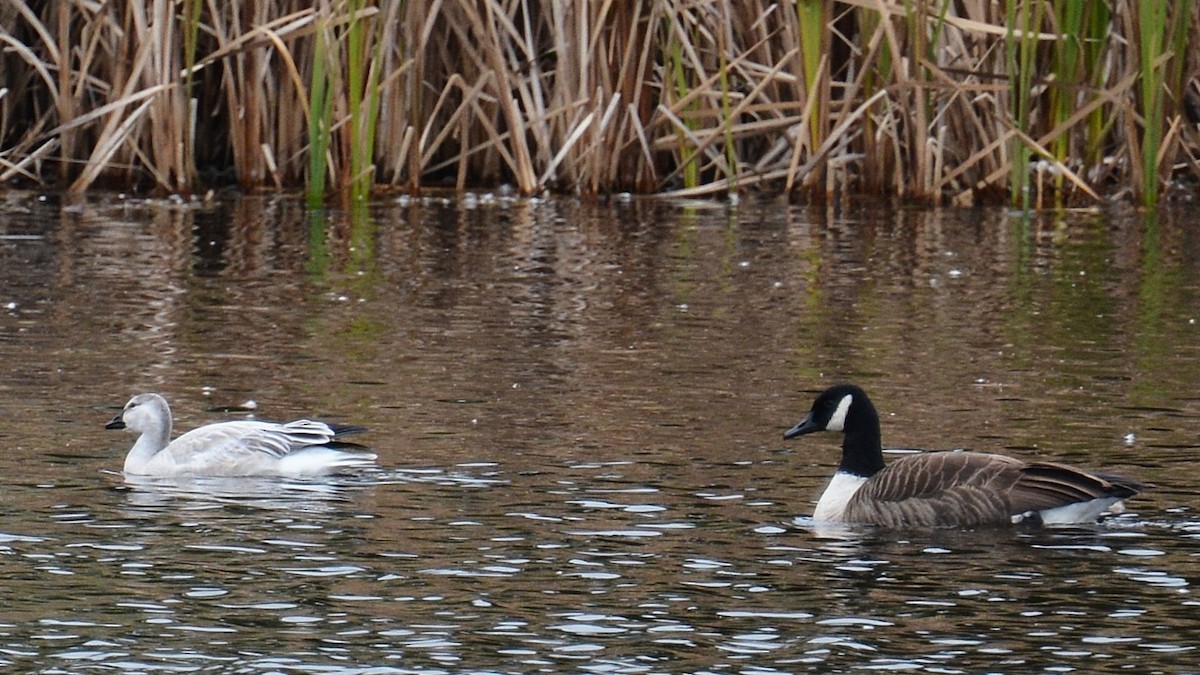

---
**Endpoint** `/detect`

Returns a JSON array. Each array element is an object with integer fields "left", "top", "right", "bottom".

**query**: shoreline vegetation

[{"left": 1, "top": 1, "right": 1197, "bottom": 208}]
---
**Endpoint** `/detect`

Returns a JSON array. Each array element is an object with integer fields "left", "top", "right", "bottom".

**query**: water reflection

[
  {"left": 1, "top": 193, "right": 1200, "bottom": 670},
  {"left": 118, "top": 473, "right": 377, "bottom": 513}
]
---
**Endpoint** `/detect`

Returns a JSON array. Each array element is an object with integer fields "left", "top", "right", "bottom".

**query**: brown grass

[{"left": 0, "top": 1, "right": 1198, "bottom": 206}]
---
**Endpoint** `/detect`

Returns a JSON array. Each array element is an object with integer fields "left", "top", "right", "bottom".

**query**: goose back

[
  {"left": 842, "top": 451, "right": 1018, "bottom": 527},
  {"left": 148, "top": 420, "right": 346, "bottom": 476}
]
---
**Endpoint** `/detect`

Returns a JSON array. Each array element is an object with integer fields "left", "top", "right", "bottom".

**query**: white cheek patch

[{"left": 826, "top": 394, "right": 853, "bottom": 432}]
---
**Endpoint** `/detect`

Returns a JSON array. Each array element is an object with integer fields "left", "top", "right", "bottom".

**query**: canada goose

[
  {"left": 784, "top": 384, "right": 1142, "bottom": 527},
  {"left": 107, "top": 393, "right": 377, "bottom": 477}
]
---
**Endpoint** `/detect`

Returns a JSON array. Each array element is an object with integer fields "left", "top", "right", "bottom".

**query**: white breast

[{"left": 813, "top": 472, "right": 869, "bottom": 521}]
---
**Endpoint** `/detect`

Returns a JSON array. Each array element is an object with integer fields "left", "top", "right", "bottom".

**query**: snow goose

[{"left": 107, "top": 393, "right": 376, "bottom": 477}]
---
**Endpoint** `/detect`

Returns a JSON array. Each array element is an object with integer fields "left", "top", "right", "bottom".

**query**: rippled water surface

[{"left": 2, "top": 193, "right": 1200, "bottom": 672}]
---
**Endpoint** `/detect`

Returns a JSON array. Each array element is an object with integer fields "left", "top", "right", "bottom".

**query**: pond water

[{"left": 1, "top": 191, "right": 1199, "bottom": 672}]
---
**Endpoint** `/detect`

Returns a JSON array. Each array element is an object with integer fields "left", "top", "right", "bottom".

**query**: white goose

[
  {"left": 107, "top": 393, "right": 377, "bottom": 477},
  {"left": 785, "top": 384, "right": 1142, "bottom": 527}
]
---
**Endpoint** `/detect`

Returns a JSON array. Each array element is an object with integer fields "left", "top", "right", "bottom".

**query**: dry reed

[{"left": 1, "top": 0, "right": 1199, "bottom": 206}]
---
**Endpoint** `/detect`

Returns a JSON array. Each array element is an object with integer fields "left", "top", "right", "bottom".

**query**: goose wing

[
  {"left": 157, "top": 420, "right": 338, "bottom": 474},
  {"left": 843, "top": 451, "right": 1025, "bottom": 527},
  {"left": 1007, "top": 461, "right": 1142, "bottom": 514}
]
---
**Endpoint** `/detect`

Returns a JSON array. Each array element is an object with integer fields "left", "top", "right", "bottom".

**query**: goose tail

[{"left": 1012, "top": 463, "right": 1143, "bottom": 525}]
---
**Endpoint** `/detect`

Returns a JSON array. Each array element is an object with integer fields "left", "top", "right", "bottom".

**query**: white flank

[
  {"left": 813, "top": 471, "right": 868, "bottom": 521},
  {"left": 1034, "top": 497, "right": 1124, "bottom": 525},
  {"left": 275, "top": 446, "right": 378, "bottom": 478},
  {"left": 826, "top": 394, "right": 853, "bottom": 432}
]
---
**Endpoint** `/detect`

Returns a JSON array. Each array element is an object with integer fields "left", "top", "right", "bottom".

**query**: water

[{"left": 1, "top": 193, "right": 1199, "bottom": 672}]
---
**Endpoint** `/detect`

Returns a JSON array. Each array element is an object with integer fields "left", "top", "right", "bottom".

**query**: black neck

[{"left": 839, "top": 409, "right": 886, "bottom": 478}]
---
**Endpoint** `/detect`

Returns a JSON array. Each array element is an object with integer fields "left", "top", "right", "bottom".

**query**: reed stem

[
  {"left": 306, "top": 19, "right": 334, "bottom": 208},
  {"left": 1138, "top": 1, "right": 1167, "bottom": 207}
]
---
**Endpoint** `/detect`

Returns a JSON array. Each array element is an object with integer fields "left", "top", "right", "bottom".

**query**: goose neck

[
  {"left": 123, "top": 427, "right": 171, "bottom": 474},
  {"left": 840, "top": 419, "right": 885, "bottom": 478}
]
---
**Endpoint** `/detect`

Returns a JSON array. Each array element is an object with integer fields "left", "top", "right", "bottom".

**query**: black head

[
  {"left": 784, "top": 384, "right": 886, "bottom": 478},
  {"left": 783, "top": 384, "right": 873, "bottom": 439}
]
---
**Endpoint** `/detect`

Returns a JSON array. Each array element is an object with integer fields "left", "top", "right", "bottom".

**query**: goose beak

[
  {"left": 105, "top": 413, "right": 126, "bottom": 430},
  {"left": 784, "top": 413, "right": 821, "bottom": 440}
]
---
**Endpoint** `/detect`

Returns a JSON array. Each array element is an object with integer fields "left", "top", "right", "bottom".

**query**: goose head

[
  {"left": 106, "top": 393, "right": 173, "bottom": 437},
  {"left": 784, "top": 384, "right": 872, "bottom": 438},
  {"left": 784, "top": 384, "right": 886, "bottom": 478}
]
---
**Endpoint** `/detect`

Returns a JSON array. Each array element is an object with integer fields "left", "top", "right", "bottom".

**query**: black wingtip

[
  {"left": 329, "top": 423, "right": 367, "bottom": 437},
  {"left": 1082, "top": 469, "right": 1144, "bottom": 498}
]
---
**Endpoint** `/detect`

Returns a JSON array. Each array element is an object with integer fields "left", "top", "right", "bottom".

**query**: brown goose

[{"left": 784, "top": 384, "right": 1142, "bottom": 527}]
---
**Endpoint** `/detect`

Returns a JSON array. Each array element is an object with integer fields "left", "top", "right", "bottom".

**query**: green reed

[
  {"left": 1082, "top": 3, "right": 1113, "bottom": 169},
  {"left": 1005, "top": 0, "right": 1046, "bottom": 210},
  {"left": 346, "top": 0, "right": 380, "bottom": 202},
  {"left": 1138, "top": 1, "right": 1167, "bottom": 207},
  {"left": 797, "top": 0, "right": 827, "bottom": 155},
  {"left": 1049, "top": 2, "right": 1082, "bottom": 189},
  {"left": 662, "top": 14, "right": 699, "bottom": 189},
  {"left": 306, "top": 21, "right": 334, "bottom": 209}
]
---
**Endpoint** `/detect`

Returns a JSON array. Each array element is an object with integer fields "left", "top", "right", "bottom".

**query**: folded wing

[
  {"left": 159, "top": 420, "right": 353, "bottom": 475},
  {"left": 843, "top": 451, "right": 1138, "bottom": 528}
]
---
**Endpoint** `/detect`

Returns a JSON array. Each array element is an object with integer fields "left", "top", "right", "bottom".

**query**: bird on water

[
  {"left": 784, "top": 384, "right": 1142, "bottom": 528},
  {"left": 107, "top": 393, "right": 377, "bottom": 477}
]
